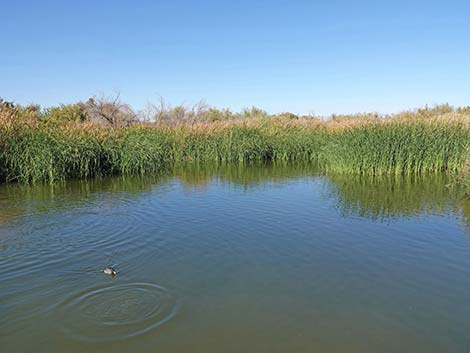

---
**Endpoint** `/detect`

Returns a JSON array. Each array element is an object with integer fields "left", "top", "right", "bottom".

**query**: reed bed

[{"left": 1, "top": 102, "right": 470, "bottom": 184}]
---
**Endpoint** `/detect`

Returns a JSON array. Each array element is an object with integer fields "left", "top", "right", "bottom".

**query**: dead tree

[{"left": 83, "top": 94, "right": 136, "bottom": 126}]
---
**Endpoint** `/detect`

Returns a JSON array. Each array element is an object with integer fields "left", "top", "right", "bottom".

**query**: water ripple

[{"left": 56, "top": 282, "right": 179, "bottom": 342}]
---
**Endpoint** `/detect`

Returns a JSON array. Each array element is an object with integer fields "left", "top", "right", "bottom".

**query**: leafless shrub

[
  {"left": 140, "top": 98, "right": 212, "bottom": 124},
  {"left": 83, "top": 94, "right": 136, "bottom": 127}
]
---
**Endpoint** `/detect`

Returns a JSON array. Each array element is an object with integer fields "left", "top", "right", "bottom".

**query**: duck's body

[{"left": 103, "top": 266, "right": 117, "bottom": 276}]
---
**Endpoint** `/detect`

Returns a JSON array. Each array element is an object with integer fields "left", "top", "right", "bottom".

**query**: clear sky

[{"left": 1, "top": 0, "right": 469, "bottom": 115}]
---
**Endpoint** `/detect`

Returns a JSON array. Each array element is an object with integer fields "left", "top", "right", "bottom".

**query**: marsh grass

[
  {"left": 1, "top": 102, "right": 470, "bottom": 184},
  {"left": 452, "top": 146, "right": 470, "bottom": 196}
]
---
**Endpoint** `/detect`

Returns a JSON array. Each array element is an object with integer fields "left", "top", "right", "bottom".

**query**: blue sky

[{"left": 1, "top": 0, "right": 469, "bottom": 115}]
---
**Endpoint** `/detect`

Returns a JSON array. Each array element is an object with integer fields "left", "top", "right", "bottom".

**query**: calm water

[{"left": 1, "top": 164, "right": 470, "bottom": 353}]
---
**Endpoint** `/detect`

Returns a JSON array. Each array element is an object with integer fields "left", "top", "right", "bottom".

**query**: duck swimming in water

[{"left": 103, "top": 266, "right": 117, "bottom": 276}]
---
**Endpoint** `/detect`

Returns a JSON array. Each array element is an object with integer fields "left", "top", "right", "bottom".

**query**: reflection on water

[
  {"left": 328, "top": 173, "right": 459, "bottom": 220},
  {"left": 0, "top": 163, "right": 467, "bottom": 225},
  {"left": 1, "top": 163, "right": 470, "bottom": 353}
]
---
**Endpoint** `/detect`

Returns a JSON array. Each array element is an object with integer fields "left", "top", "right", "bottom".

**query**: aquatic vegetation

[
  {"left": 1, "top": 100, "right": 470, "bottom": 184},
  {"left": 325, "top": 119, "right": 469, "bottom": 175},
  {"left": 453, "top": 147, "right": 470, "bottom": 196}
]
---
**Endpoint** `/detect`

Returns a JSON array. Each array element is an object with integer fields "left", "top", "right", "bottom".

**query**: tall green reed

[{"left": 1, "top": 113, "right": 469, "bottom": 184}]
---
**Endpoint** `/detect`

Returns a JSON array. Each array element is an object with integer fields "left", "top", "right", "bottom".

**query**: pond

[{"left": 1, "top": 164, "right": 470, "bottom": 353}]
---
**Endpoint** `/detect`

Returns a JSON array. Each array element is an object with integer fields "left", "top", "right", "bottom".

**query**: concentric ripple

[{"left": 57, "top": 282, "right": 178, "bottom": 342}]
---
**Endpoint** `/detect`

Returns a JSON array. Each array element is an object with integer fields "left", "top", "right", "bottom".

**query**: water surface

[{"left": 1, "top": 164, "right": 470, "bottom": 353}]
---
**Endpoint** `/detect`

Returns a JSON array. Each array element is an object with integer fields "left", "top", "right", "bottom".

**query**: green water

[{"left": 1, "top": 164, "right": 470, "bottom": 353}]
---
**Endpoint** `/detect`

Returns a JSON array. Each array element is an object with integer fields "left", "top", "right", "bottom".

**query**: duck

[{"left": 103, "top": 266, "right": 117, "bottom": 276}]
